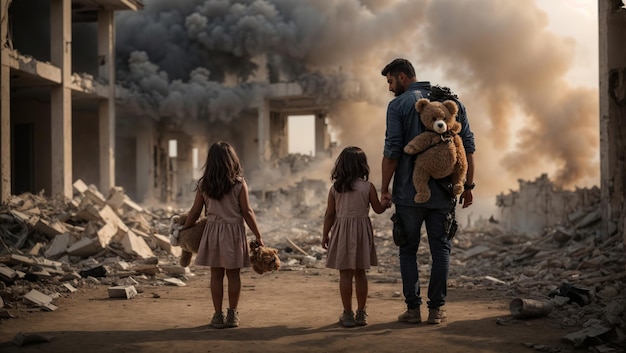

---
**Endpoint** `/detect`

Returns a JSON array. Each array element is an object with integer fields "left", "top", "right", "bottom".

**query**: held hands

[{"left": 381, "top": 191, "right": 392, "bottom": 209}]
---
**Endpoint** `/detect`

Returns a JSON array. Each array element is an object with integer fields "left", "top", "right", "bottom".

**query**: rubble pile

[
  {"left": 0, "top": 179, "right": 624, "bottom": 351},
  {"left": 0, "top": 180, "right": 188, "bottom": 318},
  {"left": 448, "top": 206, "right": 626, "bottom": 351}
]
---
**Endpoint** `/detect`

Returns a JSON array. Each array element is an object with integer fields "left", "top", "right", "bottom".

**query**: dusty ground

[{"left": 0, "top": 267, "right": 575, "bottom": 353}]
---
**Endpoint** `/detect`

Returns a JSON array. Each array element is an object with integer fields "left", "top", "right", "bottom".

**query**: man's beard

[{"left": 394, "top": 84, "right": 405, "bottom": 97}]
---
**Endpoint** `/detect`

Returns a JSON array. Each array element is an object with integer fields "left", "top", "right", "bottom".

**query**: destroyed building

[
  {"left": 496, "top": 174, "right": 601, "bottom": 236},
  {"left": 0, "top": 0, "right": 336, "bottom": 206},
  {"left": 1, "top": 0, "right": 144, "bottom": 200}
]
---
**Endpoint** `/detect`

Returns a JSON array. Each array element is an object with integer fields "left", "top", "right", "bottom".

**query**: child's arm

[
  {"left": 369, "top": 182, "right": 388, "bottom": 214},
  {"left": 183, "top": 188, "right": 204, "bottom": 229},
  {"left": 240, "top": 180, "right": 264, "bottom": 247},
  {"left": 321, "top": 188, "right": 336, "bottom": 249}
]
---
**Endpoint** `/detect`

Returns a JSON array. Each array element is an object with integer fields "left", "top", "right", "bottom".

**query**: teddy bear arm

[
  {"left": 404, "top": 134, "right": 434, "bottom": 155},
  {"left": 449, "top": 137, "right": 468, "bottom": 195},
  {"left": 454, "top": 138, "right": 468, "bottom": 175}
]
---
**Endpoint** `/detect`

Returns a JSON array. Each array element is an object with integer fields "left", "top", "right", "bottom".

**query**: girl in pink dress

[
  {"left": 322, "top": 146, "right": 389, "bottom": 327},
  {"left": 183, "top": 141, "right": 264, "bottom": 329}
]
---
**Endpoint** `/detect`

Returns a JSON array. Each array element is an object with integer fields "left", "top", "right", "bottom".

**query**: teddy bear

[
  {"left": 403, "top": 98, "right": 468, "bottom": 203},
  {"left": 249, "top": 240, "right": 281, "bottom": 274},
  {"left": 169, "top": 214, "right": 207, "bottom": 267},
  {"left": 169, "top": 214, "right": 281, "bottom": 272}
]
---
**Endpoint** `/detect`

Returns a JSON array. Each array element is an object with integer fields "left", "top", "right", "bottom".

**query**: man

[{"left": 380, "top": 58, "right": 475, "bottom": 324}]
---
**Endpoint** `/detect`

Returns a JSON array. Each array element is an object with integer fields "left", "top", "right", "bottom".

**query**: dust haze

[{"left": 115, "top": 0, "right": 599, "bottom": 218}]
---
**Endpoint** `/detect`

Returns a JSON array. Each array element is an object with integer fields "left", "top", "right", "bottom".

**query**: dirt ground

[{"left": 0, "top": 267, "right": 575, "bottom": 353}]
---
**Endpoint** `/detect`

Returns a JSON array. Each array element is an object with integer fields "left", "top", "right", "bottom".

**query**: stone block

[{"left": 107, "top": 285, "right": 137, "bottom": 299}]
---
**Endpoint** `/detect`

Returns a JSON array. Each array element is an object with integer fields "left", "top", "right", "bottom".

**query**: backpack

[{"left": 428, "top": 85, "right": 458, "bottom": 103}]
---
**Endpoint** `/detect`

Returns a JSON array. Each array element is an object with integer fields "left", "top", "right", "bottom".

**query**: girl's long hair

[
  {"left": 331, "top": 146, "right": 370, "bottom": 193},
  {"left": 198, "top": 141, "right": 243, "bottom": 199}
]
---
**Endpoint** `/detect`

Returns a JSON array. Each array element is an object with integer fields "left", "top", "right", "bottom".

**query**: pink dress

[
  {"left": 325, "top": 179, "right": 378, "bottom": 270},
  {"left": 194, "top": 180, "right": 251, "bottom": 269}
]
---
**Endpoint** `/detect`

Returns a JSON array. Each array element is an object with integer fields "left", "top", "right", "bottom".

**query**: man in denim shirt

[{"left": 380, "top": 58, "right": 476, "bottom": 324}]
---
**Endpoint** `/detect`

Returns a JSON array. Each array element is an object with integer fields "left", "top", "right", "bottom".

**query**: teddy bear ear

[
  {"left": 415, "top": 98, "right": 430, "bottom": 113},
  {"left": 443, "top": 100, "right": 458, "bottom": 117}
]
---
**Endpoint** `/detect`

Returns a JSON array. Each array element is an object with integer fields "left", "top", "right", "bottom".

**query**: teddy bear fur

[
  {"left": 249, "top": 240, "right": 281, "bottom": 274},
  {"left": 169, "top": 214, "right": 207, "bottom": 267},
  {"left": 403, "top": 98, "right": 468, "bottom": 203},
  {"left": 169, "top": 214, "right": 281, "bottom": 273}
]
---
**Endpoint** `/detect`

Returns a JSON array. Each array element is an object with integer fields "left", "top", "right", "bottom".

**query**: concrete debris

[
  {"left": 22, "top": 289, "right": 58, "bottom": 311},
  {"left": 107, "top": 285, "right": 138, "bottom": 299},
  {"left": 163, "top": 278, "right": 186, "bottom": 286},
  {"left": 0, "top": 176, "right": 624, "bottom": 351}
]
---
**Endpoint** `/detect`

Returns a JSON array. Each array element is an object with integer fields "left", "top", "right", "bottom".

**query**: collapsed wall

[{"left": 496, "top": 174, "right": 601, "bottom": 236}]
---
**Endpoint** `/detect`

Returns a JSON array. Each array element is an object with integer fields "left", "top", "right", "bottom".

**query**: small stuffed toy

[
  {"left": 404, "top": 98, "right": 468, "bottom": 203},
  {"left": 249, "top": 240, "right": 281, "bottom": 274},
  {"left": 169, "top": 214, "right": 207, "bottom": 267}
]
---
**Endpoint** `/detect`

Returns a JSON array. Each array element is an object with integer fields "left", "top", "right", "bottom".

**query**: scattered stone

[{"left": 107, "top": 285, "right": 138, "bottom": 299}]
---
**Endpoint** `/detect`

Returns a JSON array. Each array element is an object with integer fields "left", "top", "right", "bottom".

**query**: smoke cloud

[
  {"left": 115, "top": 0, "right": 599, "bottom": 216},
  {"left": 415, "top": 0, "right": 599, "bottom": 189}
]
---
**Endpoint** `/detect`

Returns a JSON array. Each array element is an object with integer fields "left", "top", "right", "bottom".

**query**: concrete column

[
  {"left": 0, "top": 0, "right": 10, "bottom": 201},
  {"left": 315, "top": 111, "right": 330, "bottom": 157},
  {"left": 599, "top": 1, "right": 626, "bottom": 244},
  {"left": 258, "top": 99, "right": 271, "bottom": 165},
  {"left": 98, "top": 10, "right": 116, "bottom": 193},
  {"left": 50, "top": 0, "right": 72, "bottom": 198},
  {"left": 136, "top": 119, "right": 153, "bottom": 202}
]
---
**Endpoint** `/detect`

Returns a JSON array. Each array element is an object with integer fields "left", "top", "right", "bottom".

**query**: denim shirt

[{"left": 383, "top": 81, "right": 476, "bottom": 209}]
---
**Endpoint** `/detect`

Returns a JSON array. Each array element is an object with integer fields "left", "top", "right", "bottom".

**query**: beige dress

[
  {"left": 194, "top": 180, "right": 251, "bottom": 269},
  {"left": 325, "top": 179, "right": 378, "bottom": 270}
]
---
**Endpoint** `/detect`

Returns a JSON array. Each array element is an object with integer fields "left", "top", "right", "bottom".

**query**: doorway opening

[{"left": 288, "top": 115, "right": 315, "bottom": 156}]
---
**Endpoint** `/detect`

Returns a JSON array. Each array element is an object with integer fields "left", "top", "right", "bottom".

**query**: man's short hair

[{"left": 381, "top": 58, "right": 416, "bottom": 78}]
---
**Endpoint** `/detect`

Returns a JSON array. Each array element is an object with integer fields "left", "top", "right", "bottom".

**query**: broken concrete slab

[
  {"left": 0, "top": 265, "right": 18, "bottom": 283},
  {"left": 44, "top": 233, "right": 72, "bottom": 259},
  {"left": 96, "top": 223, "right": 118, "bottom": 248},
  {"left": 116, "top": 230, "right": 154, "bottom": 259},
  {"left": 61, "top": 283, "right": 77, "bottom": 293},
  {"left": 74, "top": 202, "right": 102, "bottom": 223},
  {"left": 99, "top": 205, "right": 129, "bottom": 233},
  {"left": 34, "top": 218, "right": 68, "bottom": 238},
  {"left": 66, "top": 237, "right": 104, "bottom": 258},
  {"left": 73, "top": 179, "right": 106, "bottom": 207},
  {"left": 106, "top": 186, "right": 127, "bottom": 211},
  {"left": 22, "top": 289, "right": 58, "bottom": 311},
  {"left": 121, "top": 198, "right": 143, "bottom": 213},
  {"left": 163, "top": 277, "right": 186, "bottom": 286},
  {"left": 107, "top": 285, "right": 137, "bottom": 299}
]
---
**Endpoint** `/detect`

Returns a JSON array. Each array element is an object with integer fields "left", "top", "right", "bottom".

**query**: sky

[{"left": 115, "top": 0, "right": 601, "bottom": 222}]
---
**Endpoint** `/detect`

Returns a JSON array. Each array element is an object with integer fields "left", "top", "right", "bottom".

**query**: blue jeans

[{"left": 396, "top": 205, "right": 451, "bottom": 310}]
